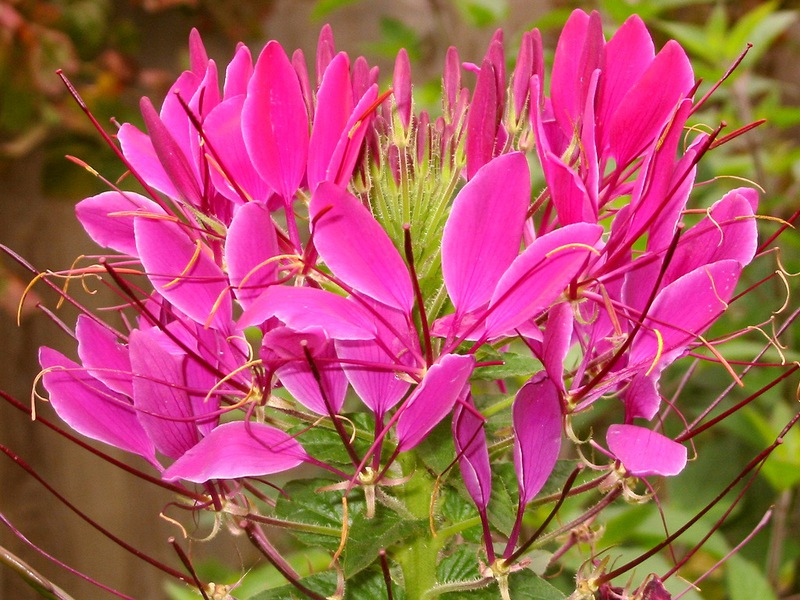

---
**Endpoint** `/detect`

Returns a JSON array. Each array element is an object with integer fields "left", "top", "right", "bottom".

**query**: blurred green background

[{"left": 0, "top": 0, "right": 798, "bottom": 598}]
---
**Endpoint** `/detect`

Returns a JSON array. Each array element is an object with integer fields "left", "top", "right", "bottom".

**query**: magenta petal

[
  {"left": 223, "top": 44, "right": 253, "bottom": 99},
  {"left": 140, "top": 97, "right": 203, "bottom": 207},
  {"left": 239, "top": 286, "right": 376, "bottom": 340},
  {"left": 550, "top": 9, "right": 590, "bottom": 134},
  {"left": 162, "top": 421, "right": 307, "bottom": 483},
  {"left": 465, "top": 55, "right": 498, "bottom": 180},
  {"left": 486, "top": 224, "right": 602, "bottom": 337},
  {"left": 607, "top": 424, "right": 686, "bottom": 477},
  {"left": 243, "top": 41, "right": 309, "bottom": 201},
  {"left": 329, "top": 84, "right": 379, "bottom": 188},
  {"left": 442, "top": 152, "right": 530, "bottom": 315},
  {"left": 75, "top": 191, "right": 165, "bottom": 256},
  {"left": 75, "top": 315, "right": 133, "bottom": 398},
  {"left": 188, "top": 28, "right": 209, "bottom": 75},
  {"left": 546, "top": 152, "right": 597, "bottom": 225},
  {"left": 393, "top": 49, "right": 412, "bottom": 130},
  {"left": 630, "top": 260, "right": 742, "bottom": 368},
  {"left": 264, "top": 328, "right": 348, "bottom": 416},
  {"left": 308, "top": 53, "right": 353, "bottom": 192},
  {"left": 129, "top": 329, "right": 199, "bottom": 460},
  {"left": 597, "top": 14, "right": 654, "bottom": 146},
  {"left": 118, "top": 123, "right": 180, "bottom": 200},
  {"left": 135, "top": 217, "right": 232, "bottom": 329},
  {"left": 665, "top": 188, "right": 758, "bottom": 281},
  {"left": 607, "top": 40, "right": 694, "bottom": 167},
  {"left": 204, "top": 96, "right": 272, "bottom": 203},
  {"left": 623, "top": 372, "right": 661, "bottom": 421},
  {"left": 542, "top": 302, "right": 573, "bottom": 393},
  {"left": 513, "top": 374, "right": 562, "bottom": 505},
  {"left": 225, "top": 202, "right": 279, "bottom": 308},
  {"left": 453, "top": 396, "right": 492, "bottom": 510},
  {"left": 311, "top": 183, "right": 414, "bottom": 313},
  {"left": 39, "top": 347, "right": 158, "bottom": 467},
  {"left": 396, "top": 354, "right": 475, "bottom": 452}
]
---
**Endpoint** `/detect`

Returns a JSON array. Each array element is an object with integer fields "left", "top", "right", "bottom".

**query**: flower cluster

[{"left": 19, "top": 9, "right": 792, "bottom": 600}]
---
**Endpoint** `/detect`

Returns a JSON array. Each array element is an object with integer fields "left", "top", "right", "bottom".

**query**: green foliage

[{"left": 451, "top": 0, "right": 509, "bottom": 28}]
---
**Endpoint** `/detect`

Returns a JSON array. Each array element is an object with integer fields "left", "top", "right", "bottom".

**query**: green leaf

[
  {"left": 344, "top": 506, "right": 426, "bottom": 576},
  {"left": 726, "top": 555, "right": 778, "bottom": 600},
  {"left": 473, "top": 353, "right": 542, "bottom": 381},
  {"left": 291, "top": 412, "right": 375, "bottom": 468},
  {"left": 249, "top": 571, "right": 338, "bottom": 600},
  {"left": 486, "top": 462, "right": 519, "bottom": 535},
  {"left": 438, "top": 545, "right": 482, "bottom": 584},
  {"left": 438, "top": 568, "right": 566, "bottom": 599},
  {"left": 274, "top": 479, "right": 347, "bottom": 552},
  {"left": 415, "top": 418, "right": 456, "bottom": 474}
]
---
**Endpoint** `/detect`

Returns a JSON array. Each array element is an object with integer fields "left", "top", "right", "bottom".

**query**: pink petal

[
  {"left": 665, "top": 188, "right": 758, "bottom": 281},
  {"left": 453, "top": 396, "right": 492, "bottom": 510},
  {"left": 486, "top": 224, "right": 602, "bottom": 337},
  {"left": 607, "top": 424, "right": 686, "bottom": 477},
  {"left": 442, "top": 152, "right": 530, "bottom": 315},
  {"left": 596, "top": 14, "right": 655, "bottom": 147},
  {"left": 39, "top": 347, "right": 158, "bottom": 467},
  {"left": 243, "top": 41, "right": 309, "bottom": 201},
  {"left": 623, "top": 372, "right": 661, "bottom": 421},
  {"left": 239, "top": 286, "right": 377, "bottom": 341},
  {"left": 328, "top": 84, "right": 379, "bottom": 187},
  {"left": 546, "top": 152, "right": 597, "bottom": 225},
  {"left": 393, "top": 49, "right": 412, "bottom": 130},
  {"left": 204, "top": 96, "right": 272, "bottom": 203},
  {"left": 75, "top": 315, "right": 133, "bottom": 398},
  {"left": 396, "top": 354, "right": 475, "bottom": 452},
  {"left": 607, "top": 40, "right": 694, "bottom": 167},
  {"left": 225, "top": 202, "right": 279, "bottom": 308},
  {"left": 542, "top": 302, "right": 573, "bottom": 393},
  {"left": 465, "top": 55, "right": 498, "bottom": 180},
  {"left": 310, "top": 183, "right": 414, "bottom": 313},
  {"left": 335, "top": 303, "right": 415, "bottom": 418},
  {"left": 134, "top": 217, "right": 232, "bottom": 329},
  {"left": 263, "top": 327, "right": 348, "bottom": 416},
  {"left": 550, "top": 9, "right": 590, "bottom": 135},
  {"left": 223, "top": 44, "right": 253, "bottom": 99},
  {"left": 630, "top": 260, "right": 742, "bottom": 369},
  {"left": 118, "top": 123, "right": 180, "bottom": 200},
  {"left": 513, "top": 374, "right": 562, "bottom": 505},
  {"left": 75, "top": 191, "right": 165, "bottom": 256},
  {"left": 308, "top": 53, "right": 353, "bottom": 192},
  {"left": 140, "top": 97, "right": 203, "bottom": 207},
  {"left": 162, "top": 421, "right": 307, "bottom": 483},
  {"left": 188, "top": 28, "right": 209, "bottom": 76},
  {"left": 129, "top": 329, "right": 199, "bottom": 459}
]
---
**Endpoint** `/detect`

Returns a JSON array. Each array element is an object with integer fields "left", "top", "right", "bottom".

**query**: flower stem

[{"left": 396, "top": 454, "right": 441, "bottom": 600}]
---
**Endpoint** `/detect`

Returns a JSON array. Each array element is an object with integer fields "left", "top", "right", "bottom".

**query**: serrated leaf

[
  {"left": 486, "top": 462, "right": 519, "bottom": 535},
  {"left": 437, "top": 545, "right": 483, "bottom": 583},
  {"left": 416, "top": 418, "right": 457, "bottom": 474},
  {"left": 439, "top": 568, "right": 566, "bottom": 599},
  {"left": 250, "top": 571, "right": 338, "bottom": 600},
  {"left": 274, "top": 479, "right": 347, "bottom": 551},
  {"left": 343, "top": 507, "right": 426, "bottom": 576}
]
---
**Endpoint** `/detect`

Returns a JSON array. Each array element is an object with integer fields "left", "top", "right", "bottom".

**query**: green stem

[{"left": 395, "top": 454, "right": 442, "bottom": 600}]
